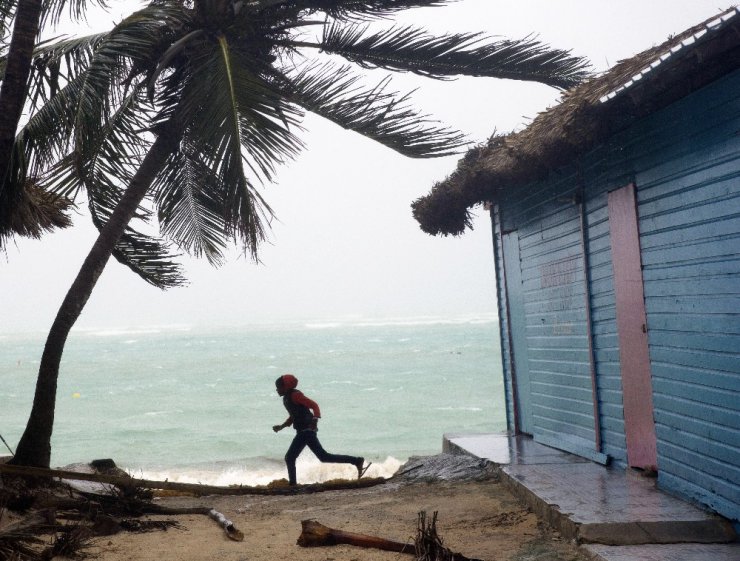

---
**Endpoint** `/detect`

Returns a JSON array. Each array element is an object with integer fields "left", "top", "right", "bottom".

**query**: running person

[{"left": 272, "top": 374, "right": 371, "bottom": 486}]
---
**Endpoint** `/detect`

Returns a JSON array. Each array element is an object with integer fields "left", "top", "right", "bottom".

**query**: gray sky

[{"left": 1, "top": 0, "right": 729, "bottom": 333}]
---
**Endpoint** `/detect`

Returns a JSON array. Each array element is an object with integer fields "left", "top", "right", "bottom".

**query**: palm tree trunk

[
  {"left": 10, "top": 128, "right": 181, "bottom": 468},
  {"left": 0, "top": 0, "right": 44, "bottom": 230}
]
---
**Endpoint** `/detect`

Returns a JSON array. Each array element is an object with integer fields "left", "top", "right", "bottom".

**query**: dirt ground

[{"left": 85, "top": 476, "right": 588, "bottom": 561}]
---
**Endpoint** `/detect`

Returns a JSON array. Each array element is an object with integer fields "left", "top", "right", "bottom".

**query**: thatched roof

[{"left": 413, "top": 6, "right": 740, "bottom": 236}]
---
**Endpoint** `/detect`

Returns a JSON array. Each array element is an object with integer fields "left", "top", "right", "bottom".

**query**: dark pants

[{"left": 285, "top": 429, "right": 360, "bottom": 485}]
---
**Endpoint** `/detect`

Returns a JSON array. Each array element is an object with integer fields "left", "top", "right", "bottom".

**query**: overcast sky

[{"left": 0, "top": 0, "right": 730, "bottom": 333}]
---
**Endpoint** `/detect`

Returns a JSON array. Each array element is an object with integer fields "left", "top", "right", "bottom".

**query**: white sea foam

[
  {"left": 90, "top": 328, "right": 161, "bottom": 337},
  {"left": 134, "top": 456, "right": 403, "bottom": 487},
  {"left": 350, "top": 314, "right": 498, "bottom": 328},
  {"left": 435, "top": 406, "right": 483, "bottom": 412},
  {"left": 300, "top": 313, "right": 498, "bottom": 331},
  {"left": 77, "top": 324, "right": 193, "bottom": 337}
]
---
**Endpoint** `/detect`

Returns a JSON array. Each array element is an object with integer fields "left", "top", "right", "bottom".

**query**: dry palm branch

[
  {"left": 47, "top": 491, "right": 242, "bottom": 542},
  {"left": 0, "top": 508, "right": 95, "bottom": 561},
  {"left": 297, "top": 510, "right": 482, "bottom": 561},
  {"left": 0, "top": 477, "right": 239, "bottom": 553},
  {"left": 0, "top": 516, "right": 47, "bottom": 561}
]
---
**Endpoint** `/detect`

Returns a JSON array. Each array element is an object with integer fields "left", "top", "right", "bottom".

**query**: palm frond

[
  {"left": 21, "top": 75, "right": 89, "bottom": 179},
  {"left": 26, "top": 33, "right": 108, "bottom": 108},
  {"left": 91, "top": 198, "right": 187, "bottom": 289},
  {"left": 167, "top": 35, "right": 302, "bottom": 255},
  {"left": 247, "top": 0, "right": 449, "bottom": 21},
  {"left": 83, "top": 100, "right": 186, "bottom": 289},
  {"left": 82, "top": 148, "right": 187, "bottom": 291},
  {"left": 306, "top": 0, "right": 451, "bottom": 20},
  {"left": 322, "top": 23, "right": 592, "bottom": 89},
  {"left": 152, "top": 139, "right": 229, "bottom": 266},
  {"left": 40, "top": 0, "right": 110, "bottom": 29},
  {"left": 0, "top": 0, "right": 15, "bottom": 40},
  {"left": 63, "top": 3, "right": 190, "bottom": 179},
  {"left": 0, "top": 148, "right": 73, "bottom": 249},
  {"left": 284, "top": 62, "right": 467, "bottom": 157},
  {"left": 40, "top": 85, "right": 186, "bottom": 289}
]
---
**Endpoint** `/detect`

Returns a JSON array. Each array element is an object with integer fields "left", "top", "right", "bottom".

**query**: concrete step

[
  {"left": 443, "top": 433, "right": 737, "bottom": 547},
  {"left": 582, "top": 542, "right": 740, "bottom": 561}
]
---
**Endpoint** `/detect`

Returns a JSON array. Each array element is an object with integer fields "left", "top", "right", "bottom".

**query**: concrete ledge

[
  {"left": 582, "top": 543, "right": 740, "bottom": 561},
  {"left": 497, "top": 463, "right": 579, "bottom": 541},
  {"left": 579, "top": 519, "right": 737, "bottom": 545},
  {"left": 499, "top": 464, "right": 736, "bottom": 545},
  {"left": 443, "top": 433, "right": 738, "bottom": 547}
]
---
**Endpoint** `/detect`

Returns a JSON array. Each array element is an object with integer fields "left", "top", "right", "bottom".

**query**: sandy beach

[{"left": 77, "top": 457, "right": 587, "bottom": 561}]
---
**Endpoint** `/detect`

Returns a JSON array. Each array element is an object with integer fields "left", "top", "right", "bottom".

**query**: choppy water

[{"left": 0, "top": 316, "right": 504, "bottom": 485}]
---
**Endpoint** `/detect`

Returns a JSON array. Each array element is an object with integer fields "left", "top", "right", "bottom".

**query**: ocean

[{"left": 0, "top": 316, "right": 504, "bottom": 485}]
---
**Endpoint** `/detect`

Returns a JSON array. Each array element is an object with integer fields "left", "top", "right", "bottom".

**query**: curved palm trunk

[
  {"left": 0, "top": 0, "right": 44, "bottom": 227},
  {"left": 11, "top": 129, "right": 180, "bottom": 468}
]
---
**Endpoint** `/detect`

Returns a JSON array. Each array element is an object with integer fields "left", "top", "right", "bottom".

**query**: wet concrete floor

[{"left": 442, "top": 433, "right": 738, "bottom": 561}]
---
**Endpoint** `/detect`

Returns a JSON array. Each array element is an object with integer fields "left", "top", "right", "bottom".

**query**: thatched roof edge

[{"left": 413, "top": 6, "right": 740, "bottom": 236}]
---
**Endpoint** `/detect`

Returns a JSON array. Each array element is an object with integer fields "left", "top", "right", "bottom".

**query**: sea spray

[{"left": 132, "top": 456, "right": 403, "bottom": 487}]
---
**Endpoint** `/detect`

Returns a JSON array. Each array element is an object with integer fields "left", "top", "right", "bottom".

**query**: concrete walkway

[{"left": 442, "top": 433, "right": 738, "bottom": 561}]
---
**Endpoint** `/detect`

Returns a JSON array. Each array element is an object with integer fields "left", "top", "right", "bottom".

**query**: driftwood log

[
  {"left": 297, "top": 520, "right": 414, "bottom": 554},
  {"left": 297, "top": 513, "right": 483, "bottom": 561},
  {"left": 207, "top": 509, "right": 244, "bottom": 541},
  {"left": 0, "top": 463, "right": 384, "bottom": 496}
]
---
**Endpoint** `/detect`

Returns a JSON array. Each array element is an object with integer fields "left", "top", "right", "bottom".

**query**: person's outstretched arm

[{"left": 273, "top": 416, "right": 292, "bottom": 432}]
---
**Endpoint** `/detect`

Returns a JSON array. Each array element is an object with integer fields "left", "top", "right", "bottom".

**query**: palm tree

[
  {"left": 10, "top": 0, "right": 590, "bottom": 467},
  {"left": 0, "top": 0, "right": 103, "bottom": 246}
]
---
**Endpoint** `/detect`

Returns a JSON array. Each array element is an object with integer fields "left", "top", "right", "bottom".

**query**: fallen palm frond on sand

[
  {"left": 0, "top": 465, "right": 242, "bottom": 559},
  {"left": 297, "top": 510, "right": 483, "bottom": 561},
  {"left": 0, "top": 517, "right": 47, "bottom": 560},
  {"left": 0, "top": 508, "right": 94, "bottom": 561}
]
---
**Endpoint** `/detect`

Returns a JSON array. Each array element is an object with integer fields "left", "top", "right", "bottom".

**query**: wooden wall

[{"left": 491, "top": 68, "right": 740, "bottom": 521}]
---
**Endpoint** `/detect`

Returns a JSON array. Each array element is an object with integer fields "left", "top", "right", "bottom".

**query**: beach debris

[
  {"left": 297, "top": 519, "right": 414, "bottom": 554},
  {"left": 0, "top": 461, "right": 186, "bottom": 559},
  {"left": 297, "top": 511, "right": 483, "bottom": 561},
  {"left": 393, "top": 454, "right": 497, "bottom": 483},
  {"left": 0, "top": 511, "right": 49, "bottom": 560},
  {"left": 119, "top": 518, "right": 183, "bottom": 533},
  {"left": 415, "top": 511, "right": 483, "bottom": 561},
  {"left": 0, "top": 509, "right": 95, "bottom": 561},
  {"left": 47, "top": 523, "right": 95, "bottom": 559},
  {"left": 208, "top": 509, "right": 244, "bottom": 541},
  {"left": 0, "top": 463, "right": 386, "bottom": 496}
]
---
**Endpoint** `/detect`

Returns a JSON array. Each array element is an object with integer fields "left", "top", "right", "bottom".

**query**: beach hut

[{"left": 414, "top": 7, "right": 740, "bottom": 523}]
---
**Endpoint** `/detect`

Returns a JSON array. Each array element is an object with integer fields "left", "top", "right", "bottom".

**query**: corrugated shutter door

[{"left": 515, "top": 202, "right": 599, "bottom": 458}]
